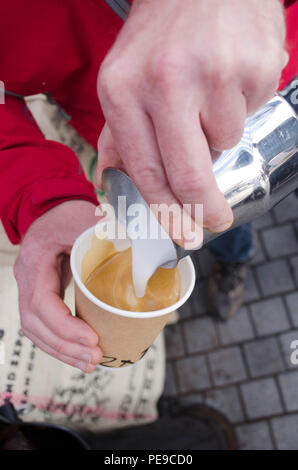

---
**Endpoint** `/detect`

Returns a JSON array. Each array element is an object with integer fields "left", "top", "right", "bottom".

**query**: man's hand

[
  {"left": 14, "top": 200, "right": 102, "bottom": 373},
  {"left": 97, "top": 0, "right": 287, "bottom": 246}
]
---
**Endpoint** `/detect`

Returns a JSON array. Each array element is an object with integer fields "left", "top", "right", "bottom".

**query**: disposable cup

[{"left": 70, "top": 221, "right": 195, "bottom": 368}]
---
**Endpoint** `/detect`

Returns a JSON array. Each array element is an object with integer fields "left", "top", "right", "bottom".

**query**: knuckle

[
  {"left": 98, "top": 62, "right": 122, "bottom": 105},
  {"left": 97, "top": 64, "right": 117, "bottom": 102},
  {"left": 202, "top": 52, "right": 234, "bottom": 89},
  {"left": 98, "top": 59, "right": 135, "bottom": 107},
  {"left": 134, "top": 165, "right": 167, "bottom": 194},
  {"left": 171, "top": 170, "right": 206, "bottom": 198},
  {"left": 147, "top": 47, "right": 184, "bottom": 92}
]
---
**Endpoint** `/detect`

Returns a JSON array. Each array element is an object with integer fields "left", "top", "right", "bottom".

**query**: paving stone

[
  {"left": 285, "top": 292, "right": 298, "bottom": 327},
  {"left": 175, "top": 355, "right": 211, "bottom": 393},
  {"left": 256, "top": 260, "right": 295, "bottom": 296},
  {"left": 278, "top": 371, "right": 298, "bottom": 412},
  {"left": 164, "top": 324, "right": 185, "bottom": 359},
  {"left": 164, "top": 361, "right": 178, "bottom": 396},
  {"left": 252, "top": 211, "right": 275, "bottom": 231},
  {"left": 271, "top": 414, "right": 298, "bottom": 450},
  {"left": 217, "top": 306, "right": 255, "bottom": 346},
  {"left": 244, "top": 337, "right": 284, "bottom": 377},
  {"left": 203, "top": 386, "right": 244, "bottom": 424},
  {"left": 273, "top": 192, "right": 298, "bottom": 224},
  {"left": 182, "top": 317, "right": 218, "bottom": 354},
  {"left": 243, "top": 268, "right": 260, "bottom": 302},
  {"left": 236, "top": 422, "right": 274, "bottom": 450},
  {"left": 208, "top": 347, "right": 247, "bottom": 386},
  {"left": 240, "top": 378, "right": 283, "bottom": 419},
  {"left": 178, "top": 386, "right": 244, "bottom": 424},
  {"left": 290, "top": 255, "right": 298, "bottom": 286},
  {"left": 279, "top": 330, "right": 298, "bottom": 369},
  {"left": 261, "top": 224, "right": 298, "bottom": 259},
  {"left": 250, "top": 298, "right": 290, "bottom": 336}
]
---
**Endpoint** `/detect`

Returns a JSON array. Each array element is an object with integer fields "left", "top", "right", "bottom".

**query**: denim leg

[{"left": 207, "top": 223, "right": 255, "bottom": 264}]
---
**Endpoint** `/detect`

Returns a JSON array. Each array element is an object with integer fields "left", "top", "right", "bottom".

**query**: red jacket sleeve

[
  {"left": 279, "top": 0, "right": 298, "bottom": 89},
  {"left": 0, "top": 94, "right": 98, "bottom": 244}
]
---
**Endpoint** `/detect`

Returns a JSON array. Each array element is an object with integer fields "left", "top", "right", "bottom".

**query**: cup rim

[{"left": 70, "top": 224, "right": 196, "bottom": 319}]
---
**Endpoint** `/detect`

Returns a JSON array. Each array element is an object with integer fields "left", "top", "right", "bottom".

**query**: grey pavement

[{"left": 164, "top": 191, "right": 298, "bottom": 450}]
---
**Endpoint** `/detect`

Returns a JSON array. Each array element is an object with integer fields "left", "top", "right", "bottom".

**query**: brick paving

[{"left": 164, "top": 191, "right": 298, "bottom": 450}]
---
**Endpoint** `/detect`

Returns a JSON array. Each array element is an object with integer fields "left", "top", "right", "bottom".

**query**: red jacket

[{"left": 0, "top": 0, "right": 297, "bottom": 244}]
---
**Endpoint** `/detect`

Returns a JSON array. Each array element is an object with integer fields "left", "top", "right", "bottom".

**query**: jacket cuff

[{"left": 3, "top": 177, "right": 99, "bottom": 244}]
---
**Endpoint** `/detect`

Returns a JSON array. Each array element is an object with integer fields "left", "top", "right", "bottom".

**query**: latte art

[{"left": 85, "top": 247, "right": 181, "bottom": 312}]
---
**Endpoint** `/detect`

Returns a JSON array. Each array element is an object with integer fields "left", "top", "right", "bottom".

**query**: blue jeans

[{"left": 207, "top": 223, "right": 255, "bottom": 264}]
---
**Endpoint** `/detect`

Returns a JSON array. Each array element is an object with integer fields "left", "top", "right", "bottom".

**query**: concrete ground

[{"left": 164, "top": 191, "right": 298, "bottom": 450}]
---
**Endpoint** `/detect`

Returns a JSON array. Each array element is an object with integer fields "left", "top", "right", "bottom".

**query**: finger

[
  {"left": 200, "top": 86, "right": 247, "bottom": 151},
  {"left": 96, "top": 123, "right": 124, "bottom": 190},
  {"left": 58, "top": 254, "right": 72, "bottom": 299},
  {"left": 27, "top": 255, "right": 99, "bottom": 347},
  {"left": 104, "top": 103, "right": 203, "bottom": 248},
  {"left": 23, "top": 327, "right": 97, "bottom": 373},
  {"left": 36, "top": 290, "right": 99, "bottom": 347},
  {"left": 152, "top": 101, "right": 234, "bottom": 232},
  {"left": 21, "top": 311, "right": 102, "bottom": 365},
  {"left": 242, "top": 52, "right": 287, "bottom": 115}
]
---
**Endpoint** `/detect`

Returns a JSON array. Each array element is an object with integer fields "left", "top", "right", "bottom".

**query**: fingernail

[
  {"left": 79, "top": 338, "right": 90, "bottom": 346},
  {"left": 75, "top": 361, "right": 88, "bottom": 371},
  {"left": 81, "top": 353, "right": 92, "bottom": 363},
  {"left": 207, "top": 221, "right": 233, "bottom": 233},
  {"left": 183, "top": 230, "right": 203, "bottom": 250}
]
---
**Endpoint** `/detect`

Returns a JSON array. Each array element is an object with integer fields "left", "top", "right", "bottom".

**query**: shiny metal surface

[
  {"left": 202, "top": 95, "right": 298, "bottom": 245},
  {"left": 103, "top": 95, "right": 298, "bottom": 272}
]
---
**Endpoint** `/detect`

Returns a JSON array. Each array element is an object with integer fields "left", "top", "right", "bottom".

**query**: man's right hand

[{"left": 97, "top": 0, "right": 287, "bottom": 248}]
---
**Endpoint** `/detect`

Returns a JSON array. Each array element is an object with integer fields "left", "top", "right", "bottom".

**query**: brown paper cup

[{"left": 70, "top": 222, "right": 195, "bottom": 369}]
